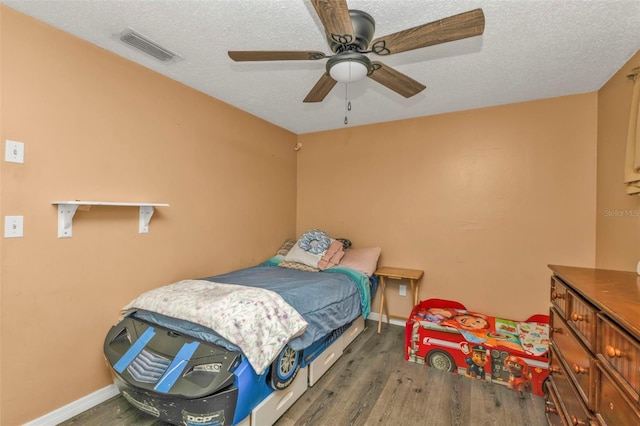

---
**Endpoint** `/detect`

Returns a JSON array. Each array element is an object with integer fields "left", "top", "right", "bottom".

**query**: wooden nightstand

[{"left": 374, "top": 266, "right": 424, "bottom": 333}]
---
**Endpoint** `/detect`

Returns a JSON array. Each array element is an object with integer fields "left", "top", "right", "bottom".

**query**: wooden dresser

[{"left": 545, "top": 265, "right": 640, "bottom": 425}]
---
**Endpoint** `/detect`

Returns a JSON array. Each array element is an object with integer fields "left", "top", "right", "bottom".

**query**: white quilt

[{"left": 122, "top": 279, "right": 308, "bottom": 375}]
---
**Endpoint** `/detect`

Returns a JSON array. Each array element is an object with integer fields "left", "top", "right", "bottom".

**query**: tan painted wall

[
  {"left": 0, "top": 7, "right": 297, "bottom": 425},
  {"left": 596, "top": 50, "right": 640, "bottom": 271},
  {"left": 297, "top": 94, "right": 598, "bottom": 321}
]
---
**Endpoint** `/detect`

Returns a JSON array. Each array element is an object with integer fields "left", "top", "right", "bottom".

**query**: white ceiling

[{"left": 3, "top": 0, "right": 640, "bottom": 134}]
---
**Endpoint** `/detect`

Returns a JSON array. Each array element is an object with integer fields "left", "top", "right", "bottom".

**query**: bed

[
  {"left": 103, "top": 233, "right": 380, "bottom": 426},
  {"left": 405, "top": 298, "right": 550, "bottom": 397}
]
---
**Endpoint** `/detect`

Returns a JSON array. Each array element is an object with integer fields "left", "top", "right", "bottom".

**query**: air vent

[{"left": 118, "top": 28, "right": 182, "bottom": 64}]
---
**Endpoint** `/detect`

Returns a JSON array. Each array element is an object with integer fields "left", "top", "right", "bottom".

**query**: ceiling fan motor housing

[{"left": 327, "top": 10, "right": 375, "bottom": 53}]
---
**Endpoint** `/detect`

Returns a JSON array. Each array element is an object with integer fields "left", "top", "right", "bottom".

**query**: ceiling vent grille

[{"left": 118, "top": 29, "right": 182, "bottom": 64}]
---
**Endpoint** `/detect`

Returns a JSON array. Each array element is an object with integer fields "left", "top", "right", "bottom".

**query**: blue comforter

[{"left": 133, "top": 261, "right": 371, "bottom": 353}]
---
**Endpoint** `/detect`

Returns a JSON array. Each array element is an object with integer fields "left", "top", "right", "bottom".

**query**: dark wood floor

[{"left": 62, "top": 320, "right": 546, "bottom": 425}]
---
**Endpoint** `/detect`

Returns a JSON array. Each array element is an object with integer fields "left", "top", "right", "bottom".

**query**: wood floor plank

[{"left": 61, "top": 321, "right": 547, "bottom": 425}]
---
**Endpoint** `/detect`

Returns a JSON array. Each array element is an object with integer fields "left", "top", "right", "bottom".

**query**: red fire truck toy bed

[{"left": 405, "top": 299, "right": 549, "bottom": 397}]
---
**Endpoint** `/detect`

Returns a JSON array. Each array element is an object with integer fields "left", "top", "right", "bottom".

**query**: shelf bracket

[
  {"left": 139, "top": 205, "right": 155, "bottom": 234},
  {"left": 57, "top": 203, "right": 79, "bottom": 238}
]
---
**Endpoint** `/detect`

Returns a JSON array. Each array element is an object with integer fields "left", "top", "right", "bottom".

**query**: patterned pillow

[
  {"left": 298, "top": 229, "right": 331, "bottom": 254},
  {"left": 278, "top": 260, "right": 320, "bottom": 272},
  {"left": 336, "top": 238, "right": 352, "bottom": 250},
  {"left": 275, "top": 239, "right": 296, "bottom": 257}
]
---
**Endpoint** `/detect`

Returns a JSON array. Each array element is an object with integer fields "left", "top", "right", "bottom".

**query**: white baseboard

[
  {"left": 23, "top": 384, "right": 119, "bottom": 426},
  {"left": 367, "top": 312, "right": 406, "bottom": 328}
]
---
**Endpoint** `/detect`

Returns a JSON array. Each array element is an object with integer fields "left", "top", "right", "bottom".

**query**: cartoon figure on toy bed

[
  {"left": 104, "top": 232, "right": 378, "bottom": 426},
  {"left": 405, "top": 299, "right": 550, "bottom": 397}
]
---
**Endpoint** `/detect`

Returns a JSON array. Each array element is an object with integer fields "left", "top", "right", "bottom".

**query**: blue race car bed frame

[{"left": 103, "top": 261, "right": 374, "bottom": 426}]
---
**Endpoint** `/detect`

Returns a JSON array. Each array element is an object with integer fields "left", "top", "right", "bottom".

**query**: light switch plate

[
  {"left": 4, "top": 216, "right": 24, "bottom": 238},
  {"left": 5, "top": 140, "right": 25, "bottom": 163}
]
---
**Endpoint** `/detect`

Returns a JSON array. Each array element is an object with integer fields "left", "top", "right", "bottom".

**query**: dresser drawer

[
  {"left": 595, "top": 362, "right": 640, "bottom": 426},
  {"left": 597, "top": 313, "right": 640, "bottom": 405},
  {"left": 545, "top": 378, "right": 567, "bottom": 426},
  {"left": 549, "top": 346, "right": 594, "bottom": 426},
  {"left": 551, "top": 276, "right": 569, "bottom": 318},
  {"left": 550, "top": 308, "right": 595, "bottom": 409},
  {"left": 567, "top": 290, "right": 597, "bottom": 352}
]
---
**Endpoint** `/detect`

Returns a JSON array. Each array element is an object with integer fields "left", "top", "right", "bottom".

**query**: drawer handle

[
  {"left": 605, "top": 345, "right": 622, "bottom": 358},
  {"left": 571, "top": 312, "right": 585, "bottom": 322},
  {"left": 551, "top": 327, "right": 562, "bottom": 335},
  {"left": 570, "top": 415, "right": 587, "bottom": 425},
  {"left": 551, "top": 291, "right": 566, "bottom": 300},
  {"left": 572, "top": 364, "right": 588, "bottom": 375},
  {"left": 550, "top": 366, "right": 562, "bottom": 375},
  {"left": 545, "top": 402, "right": 557, "bottom": 414}
]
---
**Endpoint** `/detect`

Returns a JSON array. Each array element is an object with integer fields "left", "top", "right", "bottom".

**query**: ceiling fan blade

[
  {"left": 368, "top": 62, "right": 426, "bottom": 98},
  {"left": 370, "top": 8, "right": 485, "bottom": 55},
  {"left": 311, "top": 0, "right": 355, "bottom": 45},
  {"left": 303, "top": 72, "right": 337, "bottom": 103},
  {"left": 228, "top": 51, "right": 326, "bottom": 61}
]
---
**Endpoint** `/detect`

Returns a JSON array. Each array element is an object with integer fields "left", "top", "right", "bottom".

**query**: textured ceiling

[{"left": 3, "top": 0, "right": 640, "bottom": 134}]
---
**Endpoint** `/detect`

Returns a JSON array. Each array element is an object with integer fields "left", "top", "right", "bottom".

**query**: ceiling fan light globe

[{"left": 330, "top": 60, "right": 368, "bottom": 83}]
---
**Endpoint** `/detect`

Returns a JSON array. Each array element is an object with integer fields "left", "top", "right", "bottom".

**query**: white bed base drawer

[
  {"left": 308, "top": 316, "right": 365, "bottom": 386},
  {"left": 341, "top": 316, "right": 365, "bottom": 350},
  {"left": 308, "top": 339, "right": 342, "bottom": 386},
  {"left": 250, "top": 366, "right": 307, "bottom": 426}
]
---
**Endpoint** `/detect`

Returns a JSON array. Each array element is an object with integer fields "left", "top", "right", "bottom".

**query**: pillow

[
  {"left": 298, "top": 229, "right": 331, "bottom": 254},
  {"left": 275, "top": 239, "right": 296, "bottom": 257},
  {"left": 336, "top": 238, "right": 352, "bottom": 250},
  {"left": 279, "top": 260, "right": 319, "bottom": 272},
  {"left": 338, "top": 247, "right": 382, "bottom": 276},
  {"left": 317, "top": 240, "right": 345, "bottom": 270},
  {"left": 284, "top": 241, "right": 323, "bottom": 268}
]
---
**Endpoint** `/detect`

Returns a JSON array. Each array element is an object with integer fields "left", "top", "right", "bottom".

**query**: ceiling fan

[{"left": 228, "top": 0, "right": 485, "bottom": 103}]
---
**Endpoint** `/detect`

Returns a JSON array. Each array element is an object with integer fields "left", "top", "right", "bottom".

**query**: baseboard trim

[
  {"left": 23, "top": 384, "right": 119, "bottom": 426},
  {"left": 367, "top": 312, "right": 406, "bottom": 328}
]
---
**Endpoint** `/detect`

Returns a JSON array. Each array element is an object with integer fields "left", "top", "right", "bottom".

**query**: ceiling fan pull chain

[{"left": 344, "top": 83, "right": 349, "bottom": 125}]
